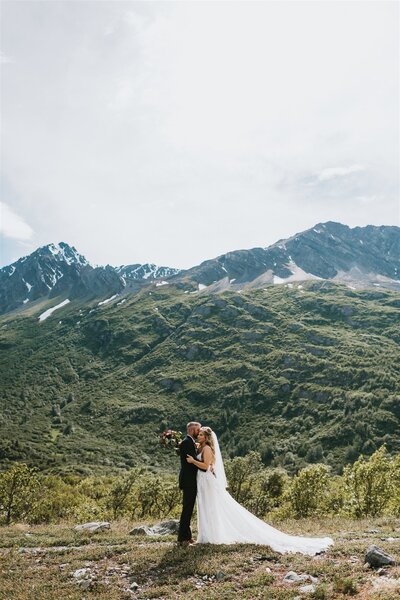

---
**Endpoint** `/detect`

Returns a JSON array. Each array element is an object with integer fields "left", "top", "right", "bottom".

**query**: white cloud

[
  {"left": 0, "top": 1, "right": 398, "bottom": 268},
  {"left": 0, "top": 52, "right": 14, "bottom": 64},
  {"left": 317, "top": 165, "right": 366, "bottom": 182},
  {"left": 0, "top": 202, "right": 34, "bottom": 241}
]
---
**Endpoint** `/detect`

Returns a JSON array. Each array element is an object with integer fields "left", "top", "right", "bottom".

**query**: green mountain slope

[{"left": 0, "top": 282, "right": 399, "bottom": 475}]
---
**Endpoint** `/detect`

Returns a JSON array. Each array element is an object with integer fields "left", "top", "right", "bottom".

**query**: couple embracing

[{"left": 178, "top": 421, "right": 333, "bottom": 555}]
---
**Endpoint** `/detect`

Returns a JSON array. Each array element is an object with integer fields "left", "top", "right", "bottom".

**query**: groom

[{"left": 177, "top": 421, "right": 201, "bottom": 545}]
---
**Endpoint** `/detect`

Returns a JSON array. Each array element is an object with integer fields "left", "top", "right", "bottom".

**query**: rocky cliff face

[
  {"left": 115, "top": 264, "right": 181, "bottom": 286},
  {"left": 0, "top": 244, "right": 181, "bottom": 314},
  {"left": 0, "top": 243, "right": 89, "bottom": 314},
  {"left": 173, "top": 222, "right": 400, "bottom": 292}
]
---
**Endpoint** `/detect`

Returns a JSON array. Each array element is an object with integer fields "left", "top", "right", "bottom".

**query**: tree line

[{"left": 0, "top": 446, "right": 399, "bottom": 525}]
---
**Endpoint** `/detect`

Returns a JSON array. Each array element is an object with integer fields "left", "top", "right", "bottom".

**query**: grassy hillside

[{"left": 0, "top": 281, "right": 399, "bottom": 475}]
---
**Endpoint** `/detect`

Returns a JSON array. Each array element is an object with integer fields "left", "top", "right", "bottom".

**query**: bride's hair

[{"left": 200, "top": 426, "right": 215, "bottom": 456}]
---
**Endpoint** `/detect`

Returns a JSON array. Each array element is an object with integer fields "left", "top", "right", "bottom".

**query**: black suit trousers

[{"left": 178, "top": 486, "right": 197, "bottom": 542}]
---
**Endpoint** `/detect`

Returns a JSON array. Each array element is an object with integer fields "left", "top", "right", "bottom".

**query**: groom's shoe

[{"left": 177, "top": 540, "right": 190, "bottom": 547}]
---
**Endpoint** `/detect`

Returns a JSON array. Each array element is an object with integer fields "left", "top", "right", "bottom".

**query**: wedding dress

[{"left": 196, "top": 433, "right": 333, "bottom": 555}]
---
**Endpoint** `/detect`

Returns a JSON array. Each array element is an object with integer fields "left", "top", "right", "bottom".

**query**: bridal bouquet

[{"left": 159, "top": 429, "right": 183, "bottom": 454}]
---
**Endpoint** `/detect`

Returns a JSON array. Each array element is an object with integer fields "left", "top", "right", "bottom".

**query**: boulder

[
  {"left": 129, "top": 525, "right": 153, "bottom": 536},
  {"left": 365, "top": 545, "right": 396, "bottom": 568},
  {"left": 74, "top": 521, "right": 110, "bottom": 533},
  {"left": 150, "top": 519, "right": 180, "bottom": 535},
  {"left": 130, "top": 519, "right": 179, "bottom": 536}
]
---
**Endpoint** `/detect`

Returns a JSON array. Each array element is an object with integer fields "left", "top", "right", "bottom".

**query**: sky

[{"left": 1, "top": 0, "right": 399, "bottom": 269}]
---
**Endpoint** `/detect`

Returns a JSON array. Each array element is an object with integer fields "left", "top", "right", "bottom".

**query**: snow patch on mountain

[
  {"left": 38, "top": 299, "right": 70, "bottom": 322},
  {"left": 98, "top": 294, "right": 118, "bottom": 306}
]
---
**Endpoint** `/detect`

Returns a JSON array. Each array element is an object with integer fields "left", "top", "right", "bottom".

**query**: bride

[{"left": 186, "top": 426, "right": 333, "bottom": 555}]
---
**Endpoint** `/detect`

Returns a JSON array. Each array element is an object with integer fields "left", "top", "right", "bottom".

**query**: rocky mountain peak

[
  {"left": 174, "top": 222, "right": 400, "bottom": 292},
  {"left": 115, "top": 263, "right": 181, "bottom": 286},
  {"left": 0, "top": 243, "right": 180, "bottom": 314},
  {"left": 39, "top": 242, "right": 89, "bottom": 267}
]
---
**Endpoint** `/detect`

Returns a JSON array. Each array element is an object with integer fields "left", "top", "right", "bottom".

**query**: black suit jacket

[{"left": 178, "top": 435, "right": 198, "bottom": 490}]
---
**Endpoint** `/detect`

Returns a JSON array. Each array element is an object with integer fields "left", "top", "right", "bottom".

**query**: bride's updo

[{"left": 200, "top": 426, "right": 215, "bottom": 455}]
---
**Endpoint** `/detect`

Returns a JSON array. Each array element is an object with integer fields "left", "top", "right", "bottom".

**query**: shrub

[
  {"left": 29, "top": 475, "right": 84, "bottom": 523},
  {"left": 0, "top": 463, "right": 39, "bottom": 525},
  {"left": 287, "top": 464, "right": 330, "bottom": 518},
  {"left": 108, "top": 469, "right": 142, "bottom": 519},
  {"left": 225, "top": 451, "right": 264, "bottom": 505},
  {"left": 333, "top": 577, "right": 358, "bottom": 595},
  {"left": 344, "top": 446, "right": 394, "bottom": 517}
]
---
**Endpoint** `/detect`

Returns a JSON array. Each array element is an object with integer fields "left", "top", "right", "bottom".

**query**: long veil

[{"left": 211, "top": 431, "right": 227, "bottom": 489}]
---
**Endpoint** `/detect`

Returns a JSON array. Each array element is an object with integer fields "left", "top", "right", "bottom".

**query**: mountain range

[{"left": 1, "top": 222, "right": 399, "bottom": 315}]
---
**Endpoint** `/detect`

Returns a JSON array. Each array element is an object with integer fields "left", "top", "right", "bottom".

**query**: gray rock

[
  {"left": 74, "top": 521, "right": 110, "bottom": 533},
  {"left": 73, "top": 568, "right": 91, "bottom": 579},
  {"left": 129, "top": 525, "right": 153, "bottom": 536},
  {"left": 283, "top": 571, "right": 317, "bottom": 584},
  {"left": 283, "top": 571, "right": 300, "bottom": 582},
  {"left": 130, "top": 582, "right": 139, "bottom": 591},
  {"left": 299, "top": 584, "right": 316, "bottom": 593},
  {"left": 283, "top": 571, "right": 309, "bottom": 583},
  {"left": 150, "top": 519, "right": 180, "bottom": 535},
  {"left": 215, "top": 571, "right": 225, "bottom": 581},
  {"left": 130, "top": 519, "right": 179, "bottom": 536},
  {"left": 365, "top": 545, "right": 396, "bottom": 568}
]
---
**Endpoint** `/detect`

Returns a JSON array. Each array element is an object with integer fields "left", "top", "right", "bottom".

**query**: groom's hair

[{"left": 187, "top": 421, "right": 201, "bottom": 431}]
